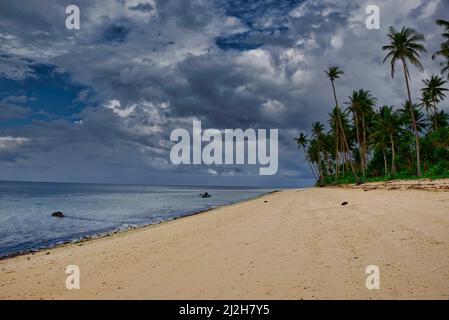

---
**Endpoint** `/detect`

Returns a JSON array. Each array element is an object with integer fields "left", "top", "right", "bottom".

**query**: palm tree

[
  {"left": 435, "top": 110, "right": 449, "bottom": 128},
  {"left": 312, "top": 122, "right": 326, "bottom": 181},
  {"left": 329, "top": 107, "right": 343, "bottom": 178},
  {"left": 419, "top": 90, "right": 434, "bottom": 130},
  {"left": 436, "top": 19, "right": 449, "bottom": 44},
  {"left": 295, "top": 133, "right": 318, "bottom": 180},
  {"left": 371, "top": 130, "right": 389, "bottom": 176},
  {"left": 325, "top": 66, "right": 344, "bottom": 108},
  {"left": 433, "top": 20, "right": 449, "bottom": 79},
  {"left": 399, "top": 102, "right": 427, "bottom": 134},
  {"left": 429, "top": 127, "right": 449, "bottom": 152},
  {"left": 345, "top": 89, "right": 376, "bottom": 177},
  {"left": 324, "top": 66, "right": 357, "bottom": 180},
  {"left": 372, "top": 106, "right": 401, "bottom": 174},
  {"left": 421, "top": 75, "right": 448, "bottom": 131},
  {"left": 307, "top": 139, "right": 322, "bottom": 181},
  {"left": 433, "top": 46, "right": 449, "bottom": 79},
  {"left": 382, "top": 26, "right": 427, "bottom": 176}
]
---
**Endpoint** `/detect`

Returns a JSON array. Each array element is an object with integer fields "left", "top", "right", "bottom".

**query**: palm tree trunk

[
  {"left": 331, "top": 80, "right": 339, "bottom": 108},
  {"left": 317, "top": 138, "right": 330, "bottom": 177},
  {"left": 383, "top": 148, "right": 388, "bottom": 176},
  {"left": 314, "top": 162, "right": 321, "bottom": 179},
  {"left": 323, "top": 149, "right": 331, "bottom": 176},
  {"left": 335, "top": 130, "right": 339, "bottom": 179},
  {"left": 302, "top": 146, "right": 318, "bottom": 181},
  {"left": 318, "top": 164, "right": 324, "bottom": 181},
  {"left": 316, "top": 140, "right": 324, "bottom": 181},
  {"left": 402, "top": 59, "right": 422, "bottom": 177},
  {"left": 354, "top": 112, "right": 364, "bottom": 177},
  {"left": 331, "top": 80, "right": 358, "bottom": 181},
  {"left": 425, "top": 108, "right": 431, "bottom": 131},
  {"left": 362, "top": 116, "right": 368, "bottom": 171},
  {"left": 433, "top": 97, "right": 438, "bottom": 131},
  {"left": 389, "top": 133, "right": 396, "bottom": 174}
]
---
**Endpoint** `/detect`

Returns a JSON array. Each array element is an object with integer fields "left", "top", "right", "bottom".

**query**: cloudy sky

[{"left": 0, "top": 0, "right": 448, "bottom": 187}]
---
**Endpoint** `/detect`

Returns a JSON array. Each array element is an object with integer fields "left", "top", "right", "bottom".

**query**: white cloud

[
  {"left": 0, "top": 136, "right": 30, "bottom": 150},
  {"left": 331, "top": 30, "right": 344, "bottom": 50},
  {"left": 261, "top": 99, "right": 286, "bottom": 120}
]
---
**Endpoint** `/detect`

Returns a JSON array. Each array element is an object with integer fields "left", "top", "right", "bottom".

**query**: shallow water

[{"left": 0, "top": 181, "right": 273, "bottom": 257}]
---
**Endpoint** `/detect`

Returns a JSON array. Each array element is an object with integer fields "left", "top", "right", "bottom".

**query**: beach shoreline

[
  {"left": 1, "top": 180, "right": 449, "bottom": 299},
  {"left": 0, "top": 190, "right": 280, "bottom": 261}
]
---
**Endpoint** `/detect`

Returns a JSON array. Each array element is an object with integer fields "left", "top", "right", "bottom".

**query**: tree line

[{"left": 296, "top": 20, "right": 449, "bottom": 185}]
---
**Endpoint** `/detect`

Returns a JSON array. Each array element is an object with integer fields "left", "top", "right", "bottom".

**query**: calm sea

[{"left": 0, "top": 181, "right": 273, "bottom": 257}]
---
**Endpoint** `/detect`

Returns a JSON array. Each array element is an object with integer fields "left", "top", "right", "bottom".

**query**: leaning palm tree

[
  {"left": 421, "top": 75, "right": 448, "bottom": 131},
  {"left": 295, "top": 133, "right": 318, "bottom": 181},
  {"left": 325, "top": 66, "right": 344, "bottom": 108},
  {"left": 382, "top": 26, "right": 427, "bottom": 176},
  {"left": 307, "top": 139, "right": 323, "bottom": 181},
  {"left": 324, "top": 66, "right": 357, "bottom": 180},
  {"left": 311, "top": 122, "right": 330, "bottom": 178},
  {"left": 311, "top": 123, "right": 324, "bottom": 180}
]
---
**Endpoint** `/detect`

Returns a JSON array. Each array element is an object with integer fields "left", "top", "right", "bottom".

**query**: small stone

[{"left": 51, "top": 211, "right": 64, "bottom": 218}]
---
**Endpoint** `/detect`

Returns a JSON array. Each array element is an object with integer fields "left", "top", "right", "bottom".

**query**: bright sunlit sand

[{"left": 1, "top": 180, "right": 449, "bottom": 300}]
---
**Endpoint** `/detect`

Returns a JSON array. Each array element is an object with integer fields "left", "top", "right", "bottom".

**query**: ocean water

[{"left": 0, "top": 181, "right": 273, "bottom": 257}]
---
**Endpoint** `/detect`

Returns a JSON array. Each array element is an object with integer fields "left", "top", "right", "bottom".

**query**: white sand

[{"left": 1, "top": 184, "right": 449, "bottom": 299}]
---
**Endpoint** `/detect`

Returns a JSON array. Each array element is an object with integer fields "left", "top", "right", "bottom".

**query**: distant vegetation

[{"left": 295, "top": 20, "right": 449, "bottom": 186}]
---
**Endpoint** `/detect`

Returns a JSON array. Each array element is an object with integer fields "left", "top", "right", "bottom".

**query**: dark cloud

[
  {"left": 0, "top": 0, "right": 447, "bottom": 186},
  {"left": 129, "top": 2, "right": 154, "bottom": 13},
  {"left": 102, "top": 24, "right": 131, "bottom": 43},
  {"left": 0, "top": 55, "right": 38, "bottom": 81}
]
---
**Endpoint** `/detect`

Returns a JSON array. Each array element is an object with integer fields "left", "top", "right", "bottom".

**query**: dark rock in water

[
  {"left": 199, "top": 192, "right": 211, "bottom": 198},
  {"left": 51, "top": 211, "right": 65, "bottom": 218},
  {"left": 341, "top": 202, "right": 349, "bottom": 206}
]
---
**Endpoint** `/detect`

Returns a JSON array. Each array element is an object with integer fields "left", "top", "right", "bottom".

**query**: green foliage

[
  {"left": 300, "top": 22, "right": 449, "bottom": 186},
  {"left": 424, "top": 161, "right": 449, "bottom": 178}
]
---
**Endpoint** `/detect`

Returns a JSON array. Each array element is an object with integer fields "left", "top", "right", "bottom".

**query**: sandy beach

[{"left": 1, "top": 181, "right": 449, "bottom": 300}]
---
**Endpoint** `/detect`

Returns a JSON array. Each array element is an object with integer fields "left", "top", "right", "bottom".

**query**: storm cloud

[{"left": 0, "top": 0, "right": 448, "bottom": 186}]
